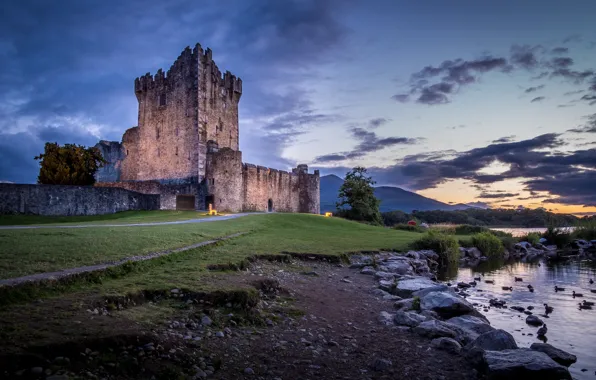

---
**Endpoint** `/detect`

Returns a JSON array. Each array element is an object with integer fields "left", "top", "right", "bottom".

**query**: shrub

[
  {"left": 543, "top": 226, "right": 572, "bottom": 248},
  {"left": 471, "top": 232, "right": 504, "bottom": 258},
  {"left": 393, "top": 224, "right": 426, "bottom": 233},
  {"left": 499, "top": 236, "right": 518, "bottom": 251},
  {"left": 430, "top": 225, "right": 456, "bottom": 234},
  {"left": 454, "top": 224, "right": 488, "bottom": 235},
  {"left": 572, "top": 220, "right": 596, "bottom": 241},
  {"left": 458, "top": 238, "right": 474, "bottom": 248},
  {"left": 410, "top": 230, "right": 460, "bottom": 266},
  {"left": 520, "top": 232, "right": 541, "bottom": 245},
  {"left": 411, "top": 296, "right": 421, "bottom": 311}
]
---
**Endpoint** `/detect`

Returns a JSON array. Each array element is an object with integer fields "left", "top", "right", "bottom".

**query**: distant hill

[{"left": 320, "top": 174, "right": 473, "bottom": 213}]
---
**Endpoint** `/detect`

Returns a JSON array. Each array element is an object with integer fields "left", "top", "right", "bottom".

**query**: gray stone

[
  {"left": 445, "top": 315, "right": 494, "bottom": 344},
  {"left": 431, "top": 337, "right": 462, "bottom": 354},
  {"left": 393, "top": 311, "right": 427, "bottom": 327},
  {"left": 420, "top": 291, "right": 477, "bottom": 318},
  {"left": 244, "top": 367, "right": 255, "bottom": 375},
  {"left": 414, "top": 320, "right": 458, "bottom": 339},
  {"left": 30, "top": 367, "right": 43, "bottom": 375},
  {"left": 201, "top": 316, "right": 212, "bottom": 326},
  {"left": 393, "top": 277, "right": 438, "bottom": 297},
  {"left": 215, "top": 331, "right": 225, "bottom": 337},
  {"left": 374, "top": 271, "right": 395, "bottom": 280},
  {"left": 379, "top": 260, "right": 413, "bottom": 275},
  {"left": 378, "top": 279, "right": 395, "bottom": 293},
  {"left": 482, "top": 349, "right": 571, "bottom": 380},
  {"left": 46, "top": 376, "right": 70, "bottom": 380},
  {"left": 360, "top": 266, "right": 376, "bottom": 275},
  {"left": 370, "top": 357, "right": 392, "bottom": 371},
  {"left": 412, "top": 285, "right": 453, "bottom": 298},
  {"left": 466, "top": 247, "right": 482, "bottom": 259},
  {"left": 170, "top": 288, "right": 180, "bottom": 294},
  {"left": 530, "top": 343, "right": 577, "bottom": 367},
  {"left": 195, "top": 368, "right": 207, "bottom": 378},
  {"left": 394, "top": 298, "right": 414, "bottom": 311},
  {"left": 464, "top": 329, "right": 518, "bottom": 368},
  {"left": 526, "top": 315, "right": 544, "bottom": 326},
  {"left": 378, "top": 311, "right": 394, "bottom": 326}
]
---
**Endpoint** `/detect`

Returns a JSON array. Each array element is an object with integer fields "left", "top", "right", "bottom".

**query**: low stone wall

[
  {"left": 0, "top": 184, "right": 160, "bottom": 216},
  {"left": 95, "top": 181, "right": 199, "bottom": 210}
]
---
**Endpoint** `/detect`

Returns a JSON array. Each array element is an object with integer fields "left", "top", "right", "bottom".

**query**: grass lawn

[
  {"left": 0, "top": 214, "right": 419, "bottom": 281},
  {"left": 0, "top": 210, "right": 216, "bottom": 226}
]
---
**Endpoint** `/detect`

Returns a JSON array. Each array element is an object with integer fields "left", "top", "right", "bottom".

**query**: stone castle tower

[{"left": 95, "top": 44, "right": 320, "bottom": 214}]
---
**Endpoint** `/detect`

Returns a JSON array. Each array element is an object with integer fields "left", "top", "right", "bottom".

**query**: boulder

[
  {"left": 445, "top": 315, "right": 494, "bottom": 344},
  {"left": 525, "top": 315, "right": 544, "bottom": 326},
  {"left": 393, "top": 310, "right": 427, "bottom": 327},
  {"left": 412, "top": 285, "right": 453, "bottom": 298},
  {"left": 431, "top": 337, "right": 462, "bottom": 354},
  {"left": 530, "top": 343, "right": 577, "bottom": 367},
  {"left": 394, "top": 298, "right": 414, "bottom": 311},
  {"left": 379, "top": 259, "right": 413, "bottom": 275},
  {"left": 420, "top": 291, "right": 477, "bottom": 318},
  {"left": 467, "top": 247, "right": 482, "bottom": 259},
  {"left": 464, "top": 329, "right": 518, "bottom": 368},
  {"left": 374, "top": 271, "right": 395, "bottom": 280},
  {"left": 378, "top": 279, "right": 396, "bottom": 293},
  {"left": 371, "top": 288, "right": 401, "bottom": 301},
  {"left": 418, "top": 250, "right": 439, "bottom": 261},
  {"left": 393, "top": 277, "right": 438, "bottom": 297},
  {"left": 378, "top": 311, "right": 394, "bottom": 326},
  {"left": 414, "top": 320, "right": 458, "bottom": 339},
  {"left": 360, "top": 266, "right": 376, "bottom": 275},
  {"left": 482, "top": 349, "right": 571, "bottom": 380}
]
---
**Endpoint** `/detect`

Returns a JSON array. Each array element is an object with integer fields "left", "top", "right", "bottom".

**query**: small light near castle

[
  {"left": 208, "top": 203, "right": 218, "bottom": 216},
  {"left": 324, "top": 212, "right": 333, "bottom": 217}
]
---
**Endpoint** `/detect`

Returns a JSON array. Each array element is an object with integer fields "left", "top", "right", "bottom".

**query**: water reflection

[{"left": 439, "top": 259, "right": 596, "bottom": 379}]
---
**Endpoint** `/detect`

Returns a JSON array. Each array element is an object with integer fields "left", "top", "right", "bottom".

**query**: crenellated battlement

[{"left": 134, "top": 43, "right": 242, "bottom": 96}]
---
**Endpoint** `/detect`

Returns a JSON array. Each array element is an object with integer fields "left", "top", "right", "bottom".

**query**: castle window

[
  {"left": 158, "top": 93, "right": 167, "bottom": 106},
  {"left": 209, "top": 178, "right": 215, "bottom": 185},
  {"left": 157, "top": 148, "right": 160, "bottom": 157},
  {"left": 126, "top": 149, "right": 129, "bottom": 155},
  {"left": 175, "top": 146, "right": 178, "bottom": 156},
  {"left": 156, "top": 127, "right": 160, "bottom": 139}
]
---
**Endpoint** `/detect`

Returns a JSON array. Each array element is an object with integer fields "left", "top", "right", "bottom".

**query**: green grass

[
  {"left": 0, "top": 210, "right": 214, "bottom": 226},
  {"left": 471, "top": 232, "right": 505, "bottom": 258},
  {"left": 410, "top": 230, "right": 460, "bottom": 266},
  {"left": 0, "top": 213, "right": 420, "bottom": 280}
]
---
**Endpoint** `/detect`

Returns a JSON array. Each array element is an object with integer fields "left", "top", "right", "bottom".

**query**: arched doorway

[{"left": 267, "top": 199, "right": 273, "bottom": 212}]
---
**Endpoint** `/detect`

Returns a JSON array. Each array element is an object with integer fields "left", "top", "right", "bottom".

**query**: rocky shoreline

[{"left": 351, "top": 250, "right": 577, "bottom": 379}]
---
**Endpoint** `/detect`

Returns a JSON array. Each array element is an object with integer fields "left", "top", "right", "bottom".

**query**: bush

[
  {"left": 393, "top": 224, "right": 426, "bottom": 233},
  {"left": 410, "top": 230, "right": 460, "bottom": 266},
  {"left": 499, "top": 236, "right": 518, "bottom": 251},
  {"left": 572, "top": 220, "right": 596, "bottom": 241},
  {"left": 458, "top": 238, "right": 474, "bottom": 248},
  {"left": 430, "top": 225, "right": 456, "bottom": 234},
  {"left": 543, "top": 226, "right": 572, "bottom": 248},
  {"left": 520, "top": 232, "right": 541, "bottom": 245},
  {"left": 471, "top": 232, "right": 505, "bottom": 258},
  {"left": 454, "top": 224, "right": 488, "bottom": 235}
]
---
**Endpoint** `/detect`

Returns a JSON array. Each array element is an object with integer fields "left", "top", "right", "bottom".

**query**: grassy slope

[
  {"left": 0, "top": 210, "right": 213, "bottom": 226},
  {"left": 0, "top": 214, "right": 419, "bottom": 281}
]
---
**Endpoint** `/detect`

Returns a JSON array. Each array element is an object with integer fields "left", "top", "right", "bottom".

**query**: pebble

[
  {"left": 30, "top": 367, "right": 43, "bottom": 375},
  {"left": 201, "top": 316, "right": 213, "bottom": 326},
  {"left": 215, "top": 331, "right": 225, "bottom": 337},
  {"left": 370, "top": 357, "right": 392, "bottom": 372},
  {"left": 46, "top": 375, "right": 70, "bottom": 380},
  {"left": 341, "top": 278, "right": 352, "bottom": 283},
  {"left": 244, "top": 367, "right": 255, "bottom": 375},
  {"left": 170, "top": 288, "right": 179, "bottom": 293},
  {"left": 195, "top": 368, "right": 207, "bottom": 378}
]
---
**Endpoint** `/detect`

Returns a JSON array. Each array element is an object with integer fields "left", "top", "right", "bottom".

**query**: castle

[{"left": 94, "top": 43, "right": 320, "bottom": 214}]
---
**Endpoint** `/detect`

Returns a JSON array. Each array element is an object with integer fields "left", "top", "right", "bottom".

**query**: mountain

[{"left": 320, "top": 174, "right": 473, "bottom": 213}]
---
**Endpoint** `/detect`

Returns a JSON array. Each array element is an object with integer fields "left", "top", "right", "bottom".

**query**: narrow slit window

[
  {"left": 175, "top": 146, "right": 178, "bottom": 156},
  {"left": 158, "top": 93, "right": 166, "bottom": 106}
]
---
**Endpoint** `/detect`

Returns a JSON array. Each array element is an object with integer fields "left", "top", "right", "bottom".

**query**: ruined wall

[
  {"left": 130, "top": 46, "right": 200, "bottom": 182},
  {"left": 204, "top": 148, "right": 243, "bottom": 212},
  {"left": 0, "top": 184, "right": 159, "bottom": 216},
  {"left": 120, "top": 127, "right": 140, "bottom": 181},
  {"left": 95, "top": 140, "right": 125, "bottom": 182},
  {"left": 95, "top": 181, "right": 199, "bottom": 210}
]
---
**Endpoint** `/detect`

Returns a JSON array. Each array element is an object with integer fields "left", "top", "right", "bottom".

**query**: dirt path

[{"left": 0, "top": 212, "right": 262, "bottom": 230}]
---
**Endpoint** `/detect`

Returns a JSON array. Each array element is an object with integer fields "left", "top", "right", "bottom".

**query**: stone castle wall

[
  {"left": 0, "top": 184, "right": 159, "bottom": 216},
  {"left": 94, "top": 181, "right": 199, "bottom": 211}
]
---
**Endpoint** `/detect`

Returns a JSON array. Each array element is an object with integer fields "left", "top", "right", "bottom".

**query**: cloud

[
  {"left": 392, "top": 94, "right": 410, "bottom": 103},
  {"left": 492, "top": 136, "right": 516, "bottom": 143},
  {"left": 551, "top": 47, "right": 569, "bottom": 55},
  {"left": 313, "top": 127, "right": 422, "bottom": 163},
  {"left": 478, "top": 192, "right": 520, "bottom": 199},
  {"left": 563, "top": 90, "right": 585, "bottom": 96},
  {"left": 369, "top": 118, "right": 389, "bottom": 128},
  {"left": 567, "top": 113, "right": 596, "bottom": 133},
  {"left": 510, "top": 44, "right": 543, "bottom": 69},
  {"left": 525, "top": 85, "right": 545, "bottom": 93},
  {"left": 563, "top": 34, "right": 582, "bottom": 44},
  {"left": 447, "top": 125, "right": 466, "bottom": 130},
  {"left": 531, "top": 96, "right": 546, "bottom": 103}
]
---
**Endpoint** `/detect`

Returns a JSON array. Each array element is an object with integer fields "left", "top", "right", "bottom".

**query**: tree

[
  {"left": 336, "top": 166, "right": 382, "bottom": 225},
  {"left": 34, "top": 142, "right": 107, "bottom": 185}
]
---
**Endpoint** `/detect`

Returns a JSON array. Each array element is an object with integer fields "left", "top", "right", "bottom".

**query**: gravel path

[
  {"left": 0, "top": 232, "right": 246, "bottom": 287},
  {"left": 0, "top": 212, "right": 262, "bottom": 230}
]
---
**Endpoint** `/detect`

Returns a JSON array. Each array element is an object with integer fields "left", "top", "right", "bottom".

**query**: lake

[
  {"left": 491, "top": 227, "right": 576, "bottom": 237},
  {"left": 440, "top": 258, "right": 596, "bottom": 379}
]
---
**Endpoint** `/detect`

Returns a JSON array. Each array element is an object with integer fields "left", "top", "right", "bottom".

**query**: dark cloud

[
  {"left": 549, "top": 57, "right": 574, "bottom": 69},
  {"left": 563, "top": 34, "right": 582, "bottom": 44},
  {"left": 313, "top": 127, "right": 422, "bottom": 163},
  {"left": 510, "top": 44, "right": 543, "bottom": 69},
  {"left": 492, "top": 136, "right": 516, "bottom": 143},
  {"left": 369, "top": 118, "right": 389, "bottom": 128},
  {"left": 567, "top": 113, "right": 596, "bottom": 133},
  {"left": 551, "top": 47, "right": 569, "bottom": 55},
  {"left": 563, "top": 90, "right": 585, "bottom": 96},
  {"left": 392, "top": 94, "right": 410, "bottom": 103},
  {"left": 525, "top": 85, "right": 545, "bottom": 93},
  {"left": 529, "top": 171, "right": 596, "bottom": 206},
  {"left": 478, "top": 192, "right": 520, "bottom": 199},
  {"left": 531, "top": 96, "right": 546, "bottom": 103},
  {"left": 447, "top": 125, "right": 466, "bottom": 130}
]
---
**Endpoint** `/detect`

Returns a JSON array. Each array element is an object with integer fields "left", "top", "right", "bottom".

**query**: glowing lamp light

[
  {"left": 324, "top": 212, "right": 333, "bottom": 217},
  {"left": 208, "top": 203, "right": 218, "bottom": 216}
]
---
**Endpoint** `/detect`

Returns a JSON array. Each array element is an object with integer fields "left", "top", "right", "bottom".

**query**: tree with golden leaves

[{"left": 34, "top": 142, "right": 106, "bottom": 185}]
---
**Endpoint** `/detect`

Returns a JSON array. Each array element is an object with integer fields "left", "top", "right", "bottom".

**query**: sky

[{"left": 1, "top": 0, "right": 595, "bottom": 215}]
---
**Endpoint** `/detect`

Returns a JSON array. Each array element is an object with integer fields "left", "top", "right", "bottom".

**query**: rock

[
  {"left": 378, "top": 311, "right": 394, "bottom": 326},
  {"left": 510, "top": 306, "right": 525, "bottom": 312},
  {"left": 372, "top": 288, "right": 401, "bottom": 300},
  {"left": 374, "top": 271, "right": 395, "bottom": 280},
  {"left": 215, "top": 331, "right": 225, "bottom": 337},
  {"left": 420, "top": 291, "right": 477, "bottom": 318},
  {"left": 369, "top": 357, "right": 392, "bottom": 371},
  {"left": 393, "top": 311, "right": 427, "bottom": 327},
  {"left": 201, "top": 316, "right": 212, "bottom": 326},
  {"left": 341, "top": 278, "right": 352, "bottom": 283},
  {"left": 457, "top": 282, "right": 471, "bottom": 288},
  {"left": 378, "top": 279, "right": 396, "bottom": 293},
  {"left": 466, "top": 247, "right": 482, "bottom": 259},
  {"left": 444, "top": 315, "right": 494, "bottom": 344},
  {"left": 526, "top": 315, "right": 544, "bottom": 326},
  {"left": 46, "top": 376, "right": 69, "bottom": 380},
  {"left": 30, "top": 367, "right": 43, "bottom": 375},
  {"left": 393, "top": 277, "right": 438, "bottom": 297},
  {"left": 464, "top": 329, "right": 518, "bottom": 368},
  {"left": 244, "top": 367, "right": 255, "bottom": 375},
  {"left": 170, "top": 288, "right": 180, "bottom": 294},
  {"left": 431, "top": 337, "right": 462, "bottom": 354},
  {"left": 195, "top": 368, "right": 207, "bottom": 378},
  {"left": 530, "top": 343, "right": 577, "bottom": 367},
  {"left": 482, "top": 349, "right": 571, "bottom": 380},
  {"left": 412, "top": 285, "right": 453, "bottom": 298},
  {"left": 394, "top": 298, "right": 414, "bottom": 311},
  {"left": 414, "top": 320, "right": 458, "bottom": 339},
  {"left": 379, "top": 260, "right": 413, "bottom": 275},
  {"left": 360, "top": 266, "right": 376, "bottom": 275}
]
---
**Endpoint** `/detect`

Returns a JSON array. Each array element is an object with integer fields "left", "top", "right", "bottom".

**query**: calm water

[
  {"left": 491, "top": 227, "right": 576, "bottom": 237},
  {"left": 439, "top": 258, "right": 596, "bottom": 379}
]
